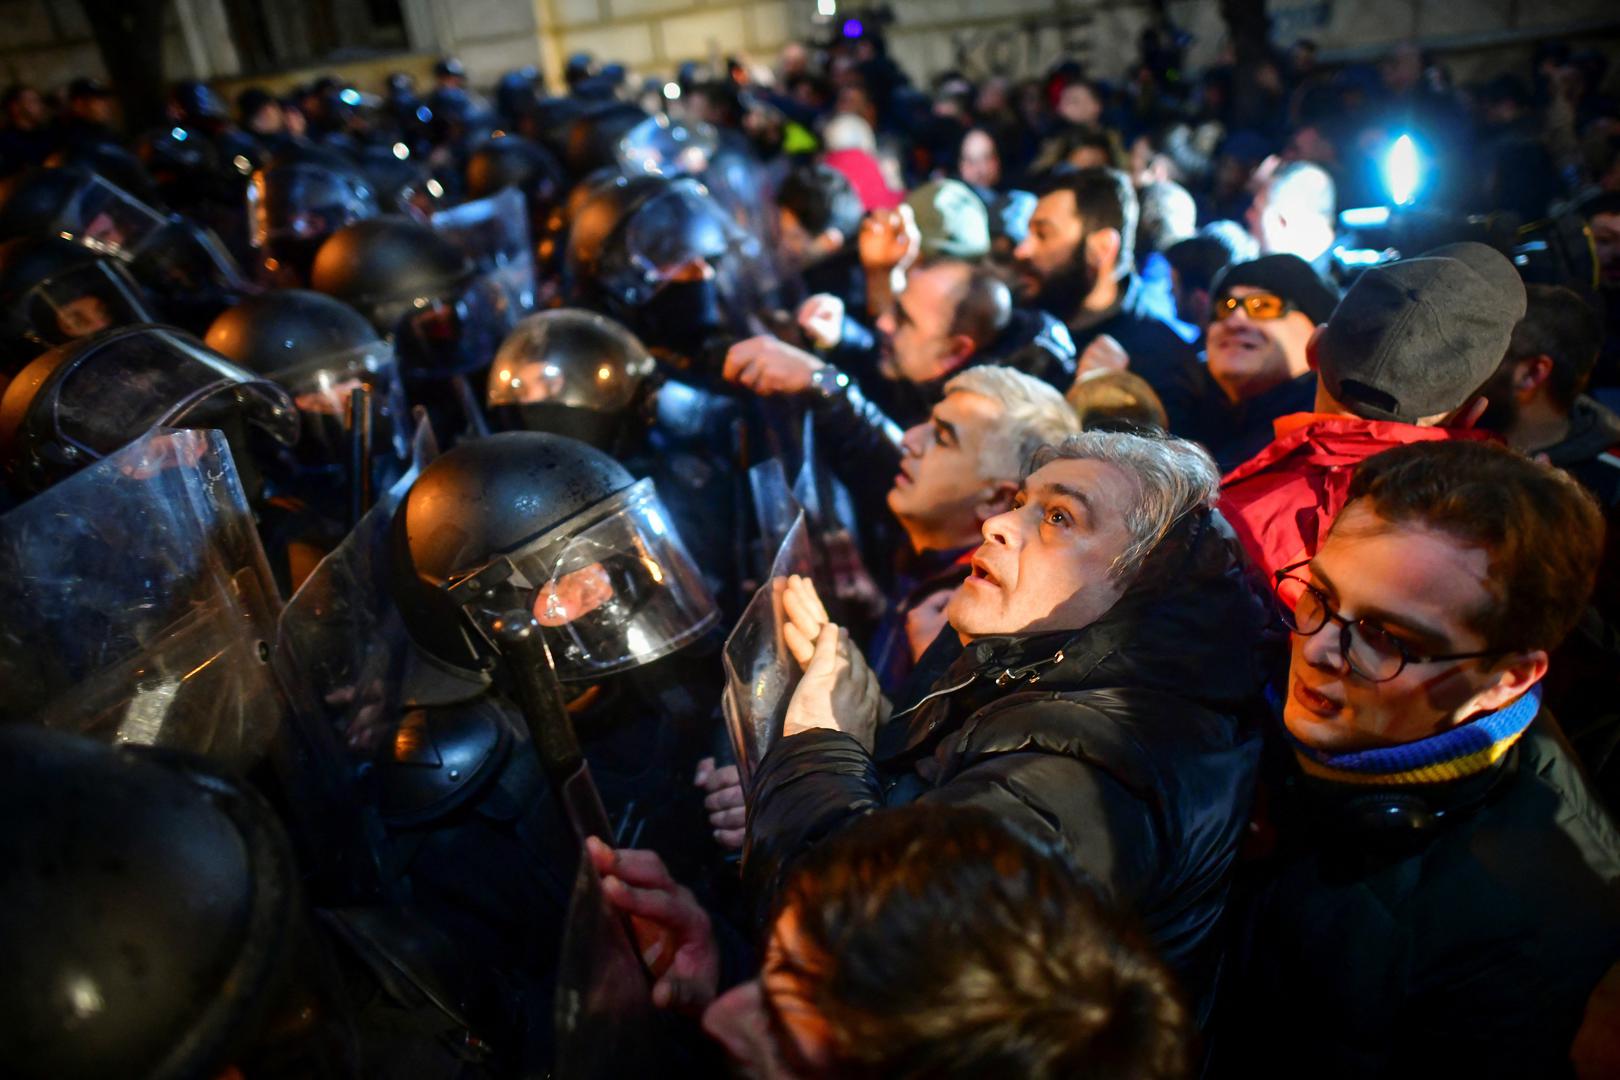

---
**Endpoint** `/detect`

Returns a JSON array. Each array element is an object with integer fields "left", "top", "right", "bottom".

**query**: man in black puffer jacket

[{"left": 742, "top": 429, "right": 1277, "bottom": 1021}]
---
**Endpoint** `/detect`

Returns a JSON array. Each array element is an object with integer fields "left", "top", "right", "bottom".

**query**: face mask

[{"left": 635, "top": 279, "right": 724, "bottom": 361}]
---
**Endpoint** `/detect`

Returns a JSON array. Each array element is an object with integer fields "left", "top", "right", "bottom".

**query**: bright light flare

[{"left": 1385, "top": 134, "right": 1420, "bottom": 207}]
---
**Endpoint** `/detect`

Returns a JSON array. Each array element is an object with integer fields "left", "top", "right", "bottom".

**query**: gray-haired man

[{"left": 743, "top": 430, "right": 1275, "bottom": 1022}]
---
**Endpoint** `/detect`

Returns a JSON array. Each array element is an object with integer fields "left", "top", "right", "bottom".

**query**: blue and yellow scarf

[{"left": 1289, "top": 684, "right": 1542, "bottom": 786}]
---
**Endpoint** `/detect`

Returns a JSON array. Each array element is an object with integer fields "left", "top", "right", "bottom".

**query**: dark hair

[
  {"left": 917, "top": 256, "right": 1011, "bottom": 346},
  {"left": 775, "top": 163, "right": 864, "bottom": 240},
  {"left": 1341, "top": 440, "right": 1604, "bottom": 653},
  {"left": 1507, "top": 284, "right": 1602, "bottom": 412},
  {"left": 1163, "top": 221, "right": 1253, "bottom": 294},
  {"left": 1038, "top": 165, "right": 1138, "bottom": 275},
  {"left": 773, "top": 805, "right": 1190, "bottom": 1080}
]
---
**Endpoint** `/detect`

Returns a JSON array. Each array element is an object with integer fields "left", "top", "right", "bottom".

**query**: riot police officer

[
  {"left": 206, "top": 288, "right": 412, "bottom": 590},
  {"left": 248, "top": 151, "right": 380, "bottom": 287},
  {"left": 282, "top": 430, "right": 723, "bottom": 1071},
  {"left": 312, "top": 216, "right": 524, "bottom": 444},
  {"left": 0, "top": 234, "right": 155, "bottom": 371}
]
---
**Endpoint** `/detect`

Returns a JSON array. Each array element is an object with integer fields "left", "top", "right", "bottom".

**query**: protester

[
  {"left": 1247, "top": 160, "right": 1336, "bottom": 274},
  {"left": 1201, "top": 252, "right": 1340, "bottom": 469},
  {"left": 869, "top": 365, "right": 1079, "bottom": 691},
  {"left": 743, "top": 429, "right": 1273, "bottom": 1019},
  {"left": 1012, "top": 167, "right": 1208, "bottom": 437},
  {"left": 6, "top": 25, "right": 1620, "bottom": 1079},
  {"left": 1224, "top": 440, "right": 1620, "bottom": 1076},
  {"left": 1220, "top": 241, "right": 1523, "bottom": 579},
  {"left": 588, "top": 804, "right": 1192, "bottom": 1078},
  {"left": 1479, "top": 284, "right": 1620, "bottom": 506}
]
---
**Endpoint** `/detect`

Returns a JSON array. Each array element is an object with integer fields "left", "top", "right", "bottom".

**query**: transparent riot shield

[
  {"left": 793, "top": 416, "right": 883, "bottom": 623},
  {"left": 0, "top": 428, "right": 284, "bottom": 768},
  {"left": 274, "top": 415, "right": 440, "bottom": 765},
  {"left": 552, "top": 850, "right": 657, "bottom": 1079},
  {"left": 722, "top": 511, "right": 821, "bottom": 792},
  {"left": 747, "top": 455, "right": 804, "bottom": 581},
  {"left": 270, "top": 414, "right": 440, "bottom": 905},
  {"left": 431, "top": 187, "right": 537, "bottom": 315}
]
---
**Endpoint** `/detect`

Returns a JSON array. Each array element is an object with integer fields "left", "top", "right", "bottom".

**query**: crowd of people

[{"left": 1, "top": 18, "right": 1620, "bottom": 1079}]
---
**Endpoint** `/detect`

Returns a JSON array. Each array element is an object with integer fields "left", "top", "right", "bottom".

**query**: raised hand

[{"left": 585, "top": 836, "right": 721, "bottom": 1014}]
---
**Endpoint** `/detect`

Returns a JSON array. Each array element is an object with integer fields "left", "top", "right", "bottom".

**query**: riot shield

[
  {"left": 793, "top": 416, "right": 883, "bottom": 623},
  {"left": 746, "top": 455, "right": 804, "bottom": 580},
  {"left": 552, "top": 849, "right": 658, "bottom": 1079},
  {"left": 0, "top": 428, "right": 284, "bottom": 768},
  {"left": 722, "top": 511, "right": 819, "bottom": 792},
  {"left": 274, "top": 415, "right": 440, "bottom": 766},
  {"left": 431, "top": 187, "right": 537, "bottom": 316},
  {"left": 269, "top": 414, "right": 441, "bottom": 906}
]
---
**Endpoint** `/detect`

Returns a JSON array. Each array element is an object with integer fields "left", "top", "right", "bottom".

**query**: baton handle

[{"left": 493, "top": 616, "right": 613, "bottom": 842}]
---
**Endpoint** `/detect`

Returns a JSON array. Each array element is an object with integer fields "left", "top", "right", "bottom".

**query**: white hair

[
  {"left": 1027, "top": 430, "right": 1220, "bottom": 578},
  {"left": 944, "top": 365, "right": 1081, "bottom": 481},
  {"left": 823, "top": 112, "right": 877, "bottom": 153}
]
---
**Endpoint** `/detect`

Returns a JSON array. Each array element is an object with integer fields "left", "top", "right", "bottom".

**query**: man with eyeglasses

[
  {"left": 1220, "top": 440, "right": 1620, "bottom": 1078},
  {"left": 1219, "top": 241, "right": 1521, "bottom": 581},
  {"left": 1199, "top": 253, "right": 1339, "bottom": 470}
]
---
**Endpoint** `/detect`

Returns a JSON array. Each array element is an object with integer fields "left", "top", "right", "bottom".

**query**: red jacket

[{"left": 1218, "top": 412, "right": 1493, "bottom": 581}]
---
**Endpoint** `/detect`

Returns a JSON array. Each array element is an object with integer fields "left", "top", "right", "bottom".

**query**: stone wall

[{"left": 1, "top": 0, "right": 1616, "bottom": 102}]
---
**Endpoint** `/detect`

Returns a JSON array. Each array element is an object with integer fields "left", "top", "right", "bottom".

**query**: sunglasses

[{"left": 1212, "top": 292, "right": 1295, "bottom": 321}]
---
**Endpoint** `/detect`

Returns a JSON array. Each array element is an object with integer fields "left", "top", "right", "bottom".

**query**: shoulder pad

[{"left": 377, "top": 697, "right": 514, "bottom": 826}]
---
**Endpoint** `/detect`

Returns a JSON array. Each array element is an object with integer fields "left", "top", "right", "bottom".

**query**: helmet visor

[
  {"left": 617, "top": 115, "right": 719, "bottom": 178},
  {"left": 22, "top": 326, "right": 299, "bottom": 461},
  {"left": 599, "top": 181, "right": 744, "bottom": 306},
  {"left": 21, "top": 260, "right": 155, "bottom": 346},
  {"left": 281, "top": 340, "right": 410, "bottom": 465},
  {"left": 393, "top": 270, "right": 523, "bottom": 379},
  {"left": 451, "top": 478, "right": 717, "bottom": 680}
]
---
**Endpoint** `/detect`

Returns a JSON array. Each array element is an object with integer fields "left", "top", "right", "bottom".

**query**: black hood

[{"left": 1541, "top": 395, "right": 1620, "bottom": 467}]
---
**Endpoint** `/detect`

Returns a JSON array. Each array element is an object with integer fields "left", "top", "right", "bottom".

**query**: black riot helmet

[
  {"left": 248, "top": 158, "right": 380, "bottom": 287},
  {"left": 353, "top": 142, "right": 442, "bottom": 218},
  {"left": 206, "top": 289, "right": 409, "bottom": 475},
  {"left": 0, "top": 166, "right": 100, "bottom": 242},
  {"left": 0, "top": 726, "right": 357, "bottom": 1080},
  {"left": 466, "top": 133, "right": 566, "bottom": 210},
  {"left": 486, "top": 308, "right": 655, "bottom": 450},
  {"left": 390, "top": 430, "right": 717, "bottom": 675},
  {"left": 169, "top": 79, "right": 232, "bottom": 126},
  {"left": 0, "top": 235, "right": 155, "bottom": 368},
  {"left": 565, "top": 173, "right": 750, "bottom": 358},
  {"left": 0, "top": 323, "right": 298, "bottom": 498},
  {"left": 46, "top": 140, "right": 164, "bottom": 208},
  {"left": 562, "top": 102, "right": 648, "bottom": 179},
  {"left": 312, "top": 216, "right": 521, "bottom": 380}
]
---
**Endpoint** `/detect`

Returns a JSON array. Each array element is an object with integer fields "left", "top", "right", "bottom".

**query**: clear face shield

[
  {"left": 616, "top": 114, "right": 720, "bottom": 179},
  {"left": 594, "top": 180, "right": 748, "bottom": 308},
  {"left": 386, "top": 270, "right": 524, "bottom": 380},
  {"left": 485, "top": 309, "right": 654, "bottom": 412},
  {"left": 279, "top": 339, "right": 411, "bottom": 470},
  {"left": 19, "top": 259, "right": 155, "bottom": 346},
  {"left": 430, "top": 187, "right": 537, "bottom": 314},
  {"left": 1, "top": 326, "right": 299, "bottom": 480},
  {"left": 0, "top": 428, "right": 287, "bottom": 769},
  {"left": 447, "top": 478, "right": 718, "bottom": 682},
  {"left": 247, "top": 164, "right": 380, "bottom": 252}
]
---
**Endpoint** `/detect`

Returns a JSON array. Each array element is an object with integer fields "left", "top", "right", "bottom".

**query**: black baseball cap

[
  {"left": 1316, "top": 242, "right": 1526, "bottom": 423},
  {"left": 1212, "top": 253, "right": 1340, "bottom": 325}
]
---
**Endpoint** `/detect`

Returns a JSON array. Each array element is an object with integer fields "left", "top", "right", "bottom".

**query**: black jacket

[
  {"left": 743, "top": 510, "right": 1275, "bottom": 1016},
  {"left": 1219, "top": 712, "right": 1620, "bottom": 1078},
  {"left": 1540, "top": 394, "right": 1620, "bottom": 511},
  {"left": 1068, "top": 273, "right": 1211, "bottom": 441}
]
